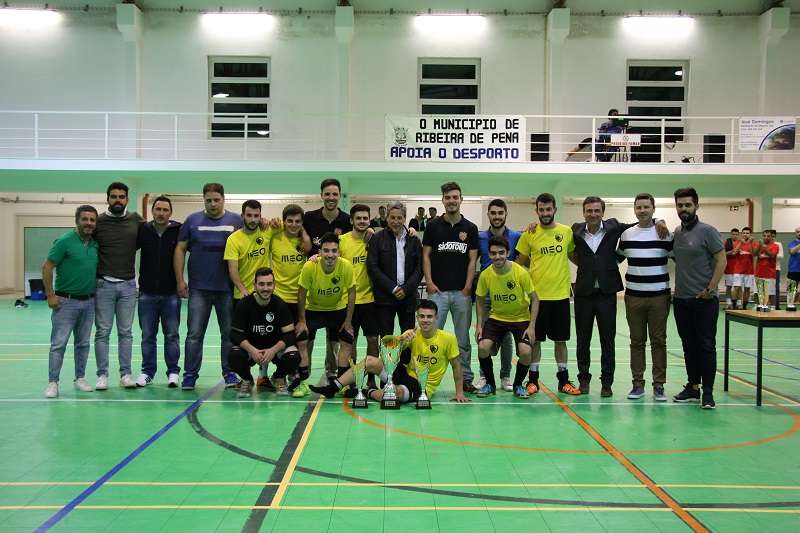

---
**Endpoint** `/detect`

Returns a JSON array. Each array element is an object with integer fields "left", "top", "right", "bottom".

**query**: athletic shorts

[
  {"left": 724, "top": 274, "right": 735, "bottom": 287},
  {"left": 788, "top": 271, "right": 800, "bottom": 283},
  {"left": 305, "top": 309, "right": 353, "bottom": 344},
  {"left": 480, "top": 318, "right": 532, "bottom": 349},
  {"left": 391, "top": 363, "right": 421, "bottom": 403},
  {"left": 755, "top": 277, "right": 775, "bottom": 295},
  {"left": 535, "top": 298, "right": 571, "bottom": 342},
  {"left": 286, "top": 302, "right": 299, "bottom": 323},
  {"left": 352, "top": 302, "right": 379, "bottom": 341},
  {"left": 732, "top": 274, "right": 755, "bottom": 289}
]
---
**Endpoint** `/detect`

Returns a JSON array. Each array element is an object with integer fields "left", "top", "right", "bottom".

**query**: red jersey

[
  {"left": 724, "top": 238, "right": 737, "bottom": 275},
  {"left": 734, "top": 240, "right": 757, "bottom": 275},
  {"left": 755, "top": 242, "right": 779, "bottom": 279}
]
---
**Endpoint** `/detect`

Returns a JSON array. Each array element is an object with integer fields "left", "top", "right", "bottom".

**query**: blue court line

[
  {"left": 35, "top": 382, "right": 224, "bottom": 532},
  {"left": 730, "top": 347, "right": 800, "bottom": 372}
]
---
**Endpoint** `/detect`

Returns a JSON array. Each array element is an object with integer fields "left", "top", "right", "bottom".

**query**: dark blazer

[
  {"left": 367, "top": 228, "right": 422, "bottom": 306},
  {"left": 571, "top": 218, "right": 634, "bottom": 297}
]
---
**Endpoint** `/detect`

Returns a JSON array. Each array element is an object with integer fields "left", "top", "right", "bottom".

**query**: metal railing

[{"left": 0, "top": 110, "right": 797, "bottom": 163}]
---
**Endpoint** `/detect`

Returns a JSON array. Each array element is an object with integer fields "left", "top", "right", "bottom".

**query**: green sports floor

[{"left": 0, "top": 300, "right": 798, "bottom": 532}]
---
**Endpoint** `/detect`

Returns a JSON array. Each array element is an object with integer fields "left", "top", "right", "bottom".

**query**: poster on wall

[
  {"left": 739, "top": 117, "right": 796, "bottom": 151},
  {"left": 385, "top": 115, "right": 526, "bottom": 162}
]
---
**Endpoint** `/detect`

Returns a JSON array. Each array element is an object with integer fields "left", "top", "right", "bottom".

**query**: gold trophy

[
  {"left": 380, "top": 335, "right": 403, "bottom": 410},
  {"left": 755, "top": 278, "right": 770, "bottom": 312},
  {"left": 787, "top": 280, "right": 797, "bottom": 312},
  {"left": 415, "top": 357, "right": 432, "bottom": 410},
  {"left": 350, "top": 358, "right": 368, "bottom": 409}
]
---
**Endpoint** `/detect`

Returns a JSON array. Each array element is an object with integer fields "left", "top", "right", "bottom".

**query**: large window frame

[
  {"left": 417, "top": 58, "right": 481, "bottom": 115},
  {"left": 208, "top": 56, "right": 271, "bottom": 139}
]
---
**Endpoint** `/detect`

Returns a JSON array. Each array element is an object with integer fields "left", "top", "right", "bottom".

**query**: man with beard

[
  {"left": 476, "top": 199, "right": 521, "bottom": 392},
  {"left": 671, "top": 187, "right": 726, "bottom": 409},
  {"left": 515, "top": 193, "right": 581, "bottom": 396},
  {"left": 43, "top": 206, "right": 99, "bottom": 398},
  {"left": 93, "top": 182, "right": 144, "bottom": 390},
  {"left": 423, "top": 182, "right": 480, "bottom": 393},
  {"left": 731, "top": 227, "right": 757, "bottom": 309},
  {"left": 754, "top": 230, "right": 780, "bottom": 309}
]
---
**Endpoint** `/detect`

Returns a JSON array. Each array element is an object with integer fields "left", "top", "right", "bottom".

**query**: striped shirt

[{"left": 617, "top": 224, "right": 673, "bottom": 297}]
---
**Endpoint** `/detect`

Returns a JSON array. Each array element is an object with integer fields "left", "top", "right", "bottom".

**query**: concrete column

[
  {"left": 116, "top": 4, "right": 143, "bottom": 157},
  {"left": 760, "top": 194, "right": 774, "bottom": 231},
  {"left": 335, "top": 6, "right": 355, "bottom": 160},
  {"left": 544, "top": 8, "right": 570, "bottom": 135}
]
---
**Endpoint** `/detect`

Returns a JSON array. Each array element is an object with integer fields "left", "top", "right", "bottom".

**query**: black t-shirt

[
  {"left": 422, "top": 215, "right": 479, "bottom": 291},
  {"left": 231, "top": 294, "right": 293, "bottom": 350},
  {"left": 303, "top": 207, "right": 352, "bottom": 254}
]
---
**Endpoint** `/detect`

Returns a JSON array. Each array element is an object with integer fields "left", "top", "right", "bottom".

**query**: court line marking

[
  {"left": 270, "top": 397, "right": 323, "bottom": 507},
  {"left": 730, "top": 347, "right": 800, "bottom": 372},
  {"left": 540, "top": 385, "right": 709, "bottom": 533}
]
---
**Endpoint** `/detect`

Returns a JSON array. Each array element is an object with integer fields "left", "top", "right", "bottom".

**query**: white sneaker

[
  {"left": 168, "top": 373, "right": 180, "bottom": 388},
  {"left": 120, "top": 374, "right": 136, "bottom": 388},
  {"left": 45, "top": 382, "right": 58, "bottom": 398},
  {"left": 475, "top": 376, "right": 487, "bottom": 389},
  {"left": 95, "top": 375, "right": 108, "bottom": 390},
  {"left": 136, "top": 373, "right": 153, "bottom": 387},
  {"left": 501, "top": 376, "right": 513, "bottom": 392},
  {"left": 74, "top": 378, "right": 93, "bottom": 392}
]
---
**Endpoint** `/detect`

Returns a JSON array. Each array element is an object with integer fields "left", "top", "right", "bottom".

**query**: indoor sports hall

[{"left": 0, "top": 1, "right": 798, "bottom": 532}]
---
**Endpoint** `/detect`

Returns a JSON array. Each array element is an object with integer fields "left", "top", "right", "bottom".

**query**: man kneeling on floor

[
  {"left": 229, "top": 268, "right": 300, "bottom": 397},
  {"left": 311, "top": 299, "right": 470, "bottom": 404}
]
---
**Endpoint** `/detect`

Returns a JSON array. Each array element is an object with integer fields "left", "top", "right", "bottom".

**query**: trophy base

[
  {"left": 787, "top": 304, "right": 797, "bottom": 312},
  {"left": 351, "top": 396, "right": 368, "bottom": 409},
  {"left": 415, "top": 398, "right": 431, "bottom": 410},
  {"left": 381, "top": 398, "right": 400, "bottom": 410},
  {"left": 757, "top": 304, "right": 771, "bottom": 312}
]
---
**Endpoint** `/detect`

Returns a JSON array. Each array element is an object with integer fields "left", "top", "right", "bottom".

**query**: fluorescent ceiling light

[
  {"left": 212, "top": 93, "right": 229, "bottom": 98},
  {"left": 414, "top": 15, "right": 487, "bottom": 36},
  {"left": 0, "top": 8, "right": 62, "bottom": 28},
  {"left": 674, "top": 70, "right": 683, "bottom": 76},
  {"left": 201, "top": 13, "right": 276, "bottom": 35},
  {"left": 622, "top": 16, "right": 694, "bottom": 39},
  {"left": 255, "top": 130, "right": 269, "bottom": 136}
]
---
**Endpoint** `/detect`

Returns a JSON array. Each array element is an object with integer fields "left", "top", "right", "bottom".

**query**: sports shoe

[
  {"left": 501, "top": 377, "right": 513, "bottom": 392},
  {"left": 291, "top": 382, "right": 310, "bottom": 398},
  {"left": 237, "top": 381, "right": 253, "bottom": 398},
  {"left": 476, "top": 383, "right": 496, "bottom": 397},
  {"left": 627, "top": 386, "right": 645, "bottom": 400},
  {"left": 578, "top": 380, "right": 590, "bottom": 395},
  {"left": 275, "top": 379, "right": 288, "bottom": 395},
  {"left": 257, "top": 376, "right": 276, "bottom": 392},
  {"left": 600, "top": 386, "right": 613, "bottom": 398},
  {"left": 475, "top": 376, "right": 487, "bottom": 390},
  {"left": 673, "top": 384, "right": 700, "bottom": 403},
  {"left": 181, "top": 375, "right": 197, "bottom": 391},
  {"left": 224, "top": 372, "right": 240, "bottom": 388},
  {"left": 653, "top": 385, "right": 667, "bottom": 402},
  {"left": 120, "top": 374, "right": 136, "bottom": 389},
  {"left": 74, "top": 378, "right": 93, "bottom": 392},
  {"left": 45, "top": 382, "right": 58, "bottom": 398},
  {"left": 310, "top": 382, "right": 339, "bottom": 399},
  {"left": 526, "top": 381, "right": 539, "bottom": 395},
  {"left": 701, "top": 392, "right": 716, "bottom": 410},
  {"left": 513, "top": 385, "right": 529, "bottom": 399},
  {"left": 95, "top": 375, "right": 108, "bottom": 391},
  {"left": 136, "top": 374, "right": 153, "bottom": 387},
  {"left": 463, "top": 381, "right": 478, "bottom": 394},
  {"left": 559, "top": 381, "right": 581, "bottom": 396},
  {"left": 168, "top": 373, "right": 180, "bottom": 388}
]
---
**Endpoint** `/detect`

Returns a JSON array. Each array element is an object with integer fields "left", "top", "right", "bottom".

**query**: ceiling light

[
  {"left": 0, "top": 8, "right": 62, "bottom": 28},
  {"left": 622, "top": 16, "right": 694, "bottom": 39},
  {"left": 255, "top": 131, "right": 269, "bottom": 136},
  {"left": 674, "top": 70, "right": 683, "bottom": 76},
  {"left": 212, "top": 93, "right": 229, "bottom": 98},
  {"left": 414, "top": 15, "right": 487, "bottom": 36}
]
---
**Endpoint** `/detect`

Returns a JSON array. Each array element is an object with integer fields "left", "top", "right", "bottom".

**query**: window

[
  {"left": 208, "top": 56, "right": 270, "bottom": 138},
  {"left": 626, "top": 60, "right": 688, "bottom": 161},
  {"left": 418, "top": 58, "right": 480, "bottom": 115}
]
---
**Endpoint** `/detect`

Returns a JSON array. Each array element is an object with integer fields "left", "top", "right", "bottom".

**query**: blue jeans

[
  {"left": 138, "top": 292, "right": 181, "bottom": 377},
  {"left": 49, "top": 297, "right": 95, "bottom": 382},
  {"left": 94, "top": 279, "right": 138, "bottom": 377},
  {"left": 184, "top": 289, "right": 233, "bottom": 378},
  {"left": 429, "top": 290, "right": 474, "bottom": 382}
]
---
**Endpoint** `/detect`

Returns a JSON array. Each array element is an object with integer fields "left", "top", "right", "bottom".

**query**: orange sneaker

[
  {"left": 525, "top": 382, "right": 539, "bottom": 395},
  {"left": 559, "top": 381, "right": 581, "bottom": 396}
]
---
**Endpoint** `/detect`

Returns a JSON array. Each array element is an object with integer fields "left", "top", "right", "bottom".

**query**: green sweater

[{"left": 93, "top": 211, "right": 143, "bottom": 280}]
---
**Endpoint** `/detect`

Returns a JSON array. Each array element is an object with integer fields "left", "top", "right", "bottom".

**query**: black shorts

[
  {"left": 481, "top": 318, "right": 532, "bottom": 349},
  {"left": 305, "top": 309, "right": 353, "bottom": 344},
  {"left": 535, "top": 298, "right": 571, "bottom": 342},
  {"left": 788, "top": 271, "right": 800, "bottom": 283},
  {"left": 391, "top": 363, "right": 422, "bottom": 402},
  {"left": 285, "top": 302, "right": 299, "bottom": 323},
  {"left": 352, "top": 302, "right": 379, "bottom": 341}
]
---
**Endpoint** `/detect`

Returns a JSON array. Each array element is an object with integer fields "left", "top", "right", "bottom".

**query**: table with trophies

[{"left": 723, "top": 278, "right": 799, "bottom": 406}]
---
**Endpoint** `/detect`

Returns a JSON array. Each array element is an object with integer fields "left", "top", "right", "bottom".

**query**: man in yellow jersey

[
  {"left": 475, "top": 236, "right": 539, "bottom": 399},
  {"left": 311, "top": 299, "right": 469, "bottom": 404},
  {"left": 515, "top": 193, "right": 581, "bottom": 396},
  {"left": 338, "top": 204, "right": 379, "bottom": 384},
  {"left": 296, "top": 232, "right": 356, "bottom": 395},
  {"left": 224, "top": 200, "right": 272, "bottom": 303}
]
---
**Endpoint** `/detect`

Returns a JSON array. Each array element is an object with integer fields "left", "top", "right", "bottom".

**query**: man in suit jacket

[{"left": 367, "top": 201, "right": 423, "bottom": 347}]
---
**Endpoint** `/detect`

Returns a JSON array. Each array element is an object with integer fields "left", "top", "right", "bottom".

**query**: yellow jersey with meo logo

[
  {"left": 223, "top": 227, "right": 272, "bottom": 299},
  {"left": 405, "top": 328, "right": 459, "bottom": 398},
  {"left": 268, "top": 229, "right": 306, "bottom": 304},
  {"left": 299, "top": 256, "right": 355, "bottom": 311},
  {"left": 475, "top": 261, "right": 535, "bottom": 322},
  {"left": 515, "top": 223, "right": 575, "bottom": 301},
  {"left": 338, "top": 232, "right": 374, "bottom": 304}
]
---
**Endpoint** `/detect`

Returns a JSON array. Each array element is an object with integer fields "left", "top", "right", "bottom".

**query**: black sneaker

[
  {"left": 600, "top": 386, "right": 613, "bottom": 398},
  {"left": 309, "top": 383, "right": 338, "bottom": 399},
  {"left": 463, "top": 381, "right": 478, "bottom": 394},
  {"left": 578, "top": 380, "right": 590, "bottom": 394},
  {"left": 673, "top": 384, "right": 701, "bottom": 403},
  {"left": 701, "top": 392, "right": 716, "bottom": 409}
]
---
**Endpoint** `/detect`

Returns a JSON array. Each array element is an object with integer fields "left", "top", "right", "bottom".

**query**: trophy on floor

[
  {"left": 380, "top": 335, "right": 403, "bottom": 410},
  {"left": 755, "top": 278, "right": 770, "bottom": 312},
  {"left": 787, "top": 280, "right": 797, "bottom": 312},
  {"left": 350, "top": 358, "right": 368, "bottom": 409},
  {"left": 415, "top": 358, "right": 432, "bottom": 410}
]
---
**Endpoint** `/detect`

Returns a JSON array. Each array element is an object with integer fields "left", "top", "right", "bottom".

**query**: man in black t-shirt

[
  {"left": 229, "top": 268, "right": 300, "bottom": 397},
  {"left": 422, "top": 182, "right": 480, "bottom": 393}
]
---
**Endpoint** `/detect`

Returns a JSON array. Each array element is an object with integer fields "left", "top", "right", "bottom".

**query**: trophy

[
  {"left": 755, "top": 278, "right": 770, "bottom": 312},
  {"left": 350, "top": 358, "right": 368, "bottom": 409},
  {"left": 415, "top": 358, "right": 432, "bottom": 410},
  {"left": 380, "top": 335, "right": 403, "bottom": 410},
  {"left": 787, "top": 280, "right": 797, "bottom": 312}
]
